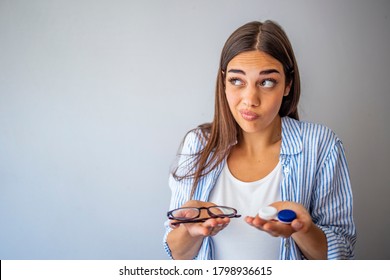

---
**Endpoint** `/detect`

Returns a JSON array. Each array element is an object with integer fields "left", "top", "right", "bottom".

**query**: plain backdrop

[{"left": 0, "top": 0, "right": 389, "bottom": 259}]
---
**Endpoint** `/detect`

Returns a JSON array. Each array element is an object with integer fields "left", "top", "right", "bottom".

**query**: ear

[
  {"left": 284, "top": 81, "right": 292, "bottom": 96},
  {"left": 221, "top": 70, "right": 226, "bottom": 89}
]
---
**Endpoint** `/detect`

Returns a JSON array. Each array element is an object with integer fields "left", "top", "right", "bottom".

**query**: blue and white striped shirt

[{"left": 164, "top": 116, "right": 356, "bottom": 259}]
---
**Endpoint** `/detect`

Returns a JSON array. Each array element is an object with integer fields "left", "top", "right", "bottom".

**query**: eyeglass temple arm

[
  {"left": 169, "top": 214, "right": 241, "bottom": 226},
  {"left": 170, "top": 218, "right": 210, "bottom": 226}
]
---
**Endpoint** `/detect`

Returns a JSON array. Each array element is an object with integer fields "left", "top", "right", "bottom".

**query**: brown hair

[{"left": 172, "top": 20, "right": 300, "bottom": 197}]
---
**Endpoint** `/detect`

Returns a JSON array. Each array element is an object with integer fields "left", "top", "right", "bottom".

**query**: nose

[{"left": 242, "top": 85, "right": 260, "bottom": 107}]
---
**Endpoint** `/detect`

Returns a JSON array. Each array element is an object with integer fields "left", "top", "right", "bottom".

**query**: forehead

[{"left": 227, "top": 50, "right": 284, "bottom": 73}]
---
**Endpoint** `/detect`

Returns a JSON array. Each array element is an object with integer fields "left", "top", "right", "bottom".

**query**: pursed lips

[{"left": 239, "top": 109, "right": 259, "bottom": 121}]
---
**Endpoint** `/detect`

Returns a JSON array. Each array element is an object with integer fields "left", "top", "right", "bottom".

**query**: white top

[{"left": 209, "top": 161, "right": 282, "bottom": 260}]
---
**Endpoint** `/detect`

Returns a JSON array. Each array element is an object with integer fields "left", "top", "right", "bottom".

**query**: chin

[{"left": 238, "top": 124, "right": 261, "bottom": 134}]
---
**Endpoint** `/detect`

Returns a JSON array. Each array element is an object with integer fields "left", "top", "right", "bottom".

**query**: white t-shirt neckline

[{"left": 209, "top": 161, "right": 282, "bottom": 260}]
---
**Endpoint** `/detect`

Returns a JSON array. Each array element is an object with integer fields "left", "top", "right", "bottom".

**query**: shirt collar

[{"left": 280, "top": 116, "right": 302, "bottom": 155}]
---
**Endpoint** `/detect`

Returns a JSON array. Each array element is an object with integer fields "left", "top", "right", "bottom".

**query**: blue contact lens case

[{"left": 277, "top": 209, "right": 297, "bottom": 224}]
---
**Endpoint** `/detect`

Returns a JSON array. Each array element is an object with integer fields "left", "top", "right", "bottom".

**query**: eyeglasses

[{"left": 167, "top": 206, "right": 241, "bottom": 226}]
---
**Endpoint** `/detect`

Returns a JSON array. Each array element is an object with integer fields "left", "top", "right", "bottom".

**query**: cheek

[
  {"left": 266, "top": 95, "right": 285, "bottom": 113},
  {"left": 225, "top": 91, "right": 239, "bottom": 108}
]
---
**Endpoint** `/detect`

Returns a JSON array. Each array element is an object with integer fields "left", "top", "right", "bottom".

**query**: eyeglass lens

[
  {"left": 170, "top": 208, "right": 200, "bottom": 220},
  {"left": 208, "top": 206, "right": 235, "bottom": 216}
]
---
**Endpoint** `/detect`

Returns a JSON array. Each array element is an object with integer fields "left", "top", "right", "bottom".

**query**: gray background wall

[{"left": 0, "top": 0, "right": 389, "bottom": 259}]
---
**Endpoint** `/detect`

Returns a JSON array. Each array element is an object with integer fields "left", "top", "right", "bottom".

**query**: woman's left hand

[{"left": 245, "top": 201, "right": 312, "bottom": 238}]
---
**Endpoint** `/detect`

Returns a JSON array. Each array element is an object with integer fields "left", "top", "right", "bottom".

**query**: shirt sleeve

[
  {"left": 312, "top": 138, "right": 357, "bottom": 259},
  {"left": 162, "top": 131, "right": 209, "bottom": 259},
  {"left": 162, "top": 174, "right": 192, "bottom": 259}
]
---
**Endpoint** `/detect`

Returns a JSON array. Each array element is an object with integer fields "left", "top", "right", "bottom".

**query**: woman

[{"left": 163, "top": 20, "right": 356, "bottom": 260}]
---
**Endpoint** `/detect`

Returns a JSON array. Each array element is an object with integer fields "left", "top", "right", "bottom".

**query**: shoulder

[
  {"left": 281, "top": 117, "right": 342, "bottom": 155},
  {"left": 180, "top": 124, "right": 211, "bottom": 155},
  {"left": 283, "top": 116, "right": 339, "bottom": 140}
]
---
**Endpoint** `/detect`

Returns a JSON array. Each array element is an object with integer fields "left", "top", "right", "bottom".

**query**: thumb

[{"left": 291, "top": 220, "right": 304, "bottom": 232}]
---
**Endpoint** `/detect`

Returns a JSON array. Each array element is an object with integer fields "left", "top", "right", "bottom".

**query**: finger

[
  {"left": 291, "top": 219, "right": 304, "bottom": 232},
  {"left": 209, "top": 227, "right": 217, "bottom": 236},
  {"left": 169, "top": 223, "right": 179, "bottom": 229},
  {"left": 245, "top": 216, "right": 254, "bottom": 224},
  {"left": 209, "top": 224, "right": 224, "bottom": 236},
  {"left": 221, "top": 223, "right": 229, "bottom": 229},
  {"left": 183, "top": 223, "right": 212, "bottom": 237},
  {"left": 169, "top": 221, "right": 181, "bottom": 229},
  {"left": 264, "top": 223, "right": 295, "bottom": 238},
  {"left": 204, "top": 217, "right": 229, "bottom": 228},
  {"left": 251, "top": 215, "right": 269, "bottom": 227}
]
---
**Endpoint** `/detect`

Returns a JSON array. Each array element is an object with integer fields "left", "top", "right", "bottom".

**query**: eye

[
  {"left": 260, "top": 79, "right": 277, "bottom": 88},
  {"left": 228, "top": 77, "right": 244, "bottom": 86}
]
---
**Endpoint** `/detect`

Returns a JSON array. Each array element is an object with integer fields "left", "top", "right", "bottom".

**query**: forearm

[
  {"left": 166, "top": 226, "right": 204, "bottom": 260},
  {"left": 292, "top": 222, "right": 327, "bottom": 260}
]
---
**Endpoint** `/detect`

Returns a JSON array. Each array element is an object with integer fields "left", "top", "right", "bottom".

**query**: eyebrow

[{"left": 227, "top": 68, "right": 281, "bottom": 75}]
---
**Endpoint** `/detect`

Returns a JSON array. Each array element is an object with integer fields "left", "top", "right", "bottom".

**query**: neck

[{"left": 238, "top": 116, "right": 282, "bottom": 155}]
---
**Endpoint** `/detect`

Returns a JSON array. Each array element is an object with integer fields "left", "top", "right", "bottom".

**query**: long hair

[{"left": 172, "top": 20, "right": 301, "bottom": 198}]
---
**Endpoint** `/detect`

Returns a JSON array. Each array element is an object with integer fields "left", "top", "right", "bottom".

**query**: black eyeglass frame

[{"left": 167, "top": 206, "right": 241, "bottom": 226}]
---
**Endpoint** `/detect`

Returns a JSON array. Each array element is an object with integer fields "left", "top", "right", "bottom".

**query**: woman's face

[{"left": 225, "top": 50, "right": 290, "bottom": 135}]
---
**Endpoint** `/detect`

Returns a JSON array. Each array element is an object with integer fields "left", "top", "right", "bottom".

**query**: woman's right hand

[
  {"left": 167, "top": 200, "right": 230, "bottom": 259},
  {"left": 169, "top": 200, "right": 230, "bottom": 237}
]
